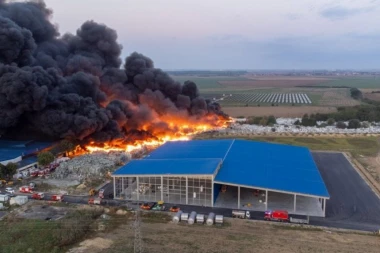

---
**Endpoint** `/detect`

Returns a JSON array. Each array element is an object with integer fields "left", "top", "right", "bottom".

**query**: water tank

[
  {"left": 215, "top": 215, "right": 224, "bottom": 224},
  {"left": 181, "top": 212, "right": 189, "bottom": 222},
  {"left": 196, "top": 214, "right": 205, "bottom": 224},
  {"left": 172, "top": 211, "right": 183, "bottom": 224},
  {"left": 188, "top": 211, "right": 197, "bottom": 225},
  {"left": 206, "top": 212, "right": 215, "bottom": 226}
]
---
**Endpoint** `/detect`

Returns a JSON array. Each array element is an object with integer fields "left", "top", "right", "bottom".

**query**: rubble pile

[{"left": 52, "top": 152, "right": 131, "bottom": 181}]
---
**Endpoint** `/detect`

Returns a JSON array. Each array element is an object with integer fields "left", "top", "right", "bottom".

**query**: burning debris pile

[
  {"left": 52, "top": 152, "right": 131, "bottom": 181},
  {"left": 0, "top": 1, "right": 227, "bottom": 151}
]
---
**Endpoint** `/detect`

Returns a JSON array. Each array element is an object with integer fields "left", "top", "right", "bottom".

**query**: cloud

[{"left": 320, "top": 6, "right": 373, "bottom": 20}]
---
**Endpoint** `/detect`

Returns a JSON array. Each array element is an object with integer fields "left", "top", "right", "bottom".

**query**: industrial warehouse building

[
  {"left": 0, "top": 140, "right": 53, "bottom": 176},
  {"left": 112, "top": 139, "right": 330, "bottom": 217}
]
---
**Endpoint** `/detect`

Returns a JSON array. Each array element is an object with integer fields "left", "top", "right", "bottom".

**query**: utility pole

[{"left": 132, "top": 210, "right": 143, "bottom": 253}]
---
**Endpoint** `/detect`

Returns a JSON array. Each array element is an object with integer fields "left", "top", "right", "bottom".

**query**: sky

[{"left": 44, "top": 0, "right": 380, "bottom": 70}]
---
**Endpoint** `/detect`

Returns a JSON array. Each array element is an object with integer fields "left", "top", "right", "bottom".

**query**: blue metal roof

[
  {"left": 0, "top": 140, "right": 53, "bottom": 162},
  {"left": 113, "top": 139, "right": 330, "bottom": 198},
  {"left": 113, "top": 158, "right": 222, "bottom": 175},
  {"left": 214, "top": 140, "right": 330, "bottom": 198},
  {"left": 17, "top": 156, "right": 38, "bottom": 169},
  {"left": 146, "top": 139, "right": 234, "bottom": 159}
]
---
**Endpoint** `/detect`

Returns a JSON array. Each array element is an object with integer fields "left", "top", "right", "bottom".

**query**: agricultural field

[
  {"left": 363, "top": 92, "right": 380, "bottom": 102},
  {"left": 218, "top": 77, "right": 331, "bottom": 89},
  {"left": 173, "top": 74, "right": 372, "bottom": 116},
  {"left": 204, "top": 93, "right": 312, "bottom": 105},
  {"left": 323, "top": 78, "right": 380, "bottom": 88},
  {"left": 319, "top": 89, "right": 360, "bottom": 106},
  {"left": 172, "top": 76, "right": 248, "bottom": 89},
  {"left": 223, "top": 106, "right": 337, "bottom": 117}
]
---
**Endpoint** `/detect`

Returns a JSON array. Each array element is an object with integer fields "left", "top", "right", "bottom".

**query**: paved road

[{"left": 311, "top": 152, "right": 380, "bottom": 231}]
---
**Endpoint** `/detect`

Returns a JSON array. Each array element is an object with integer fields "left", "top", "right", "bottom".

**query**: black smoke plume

[{"left": 0, "top": 0, "right": 225, "bottom": 144}]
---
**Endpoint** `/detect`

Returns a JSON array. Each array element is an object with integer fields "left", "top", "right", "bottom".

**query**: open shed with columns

[{"left": 112, "top": 139, "right": 330, "bottom": 217}]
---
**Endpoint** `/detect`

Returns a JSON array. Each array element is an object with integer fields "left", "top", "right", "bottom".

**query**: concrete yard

[
  {"left": 214, "top": 186, "right": 323, "bottom": 216},
  {"left": 312, "top": 152, "right": 380, "bottom": 230}
]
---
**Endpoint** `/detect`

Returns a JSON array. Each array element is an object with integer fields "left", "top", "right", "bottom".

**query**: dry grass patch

[{"left": 223, "top": 106, "right": 337, "bottom": 117}]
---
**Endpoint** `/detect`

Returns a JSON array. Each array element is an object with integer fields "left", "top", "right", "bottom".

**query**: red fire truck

[
  {"left": 88, "top": 198, "right": 102, "bottom": 205},
  {"left": 19, "top": 186, "right": 33, "bottom": 193},
  {"left": 51, "top": 195, "right": 63, "bottom": 201},
  {"left": 264, "top": 210, "right": 289, "bottom": 222},
  {"left": 32, "top": 192, "right": 44, "bottom": 200}
]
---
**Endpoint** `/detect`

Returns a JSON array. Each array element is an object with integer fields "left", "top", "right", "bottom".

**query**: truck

[
  {"left": 30, "top": 171, "right": 39, "bottom": 177},
  {"left": 19, "top": 186, "right": 33, "bottom": 193},
  {"left": 264, "top": 210, "right": 289, "bottom": 222},
  {"left": 232, "top": 210, "right": 251, "bottom": 219},
  {"left": 32, "top": 192, "right": 44, "bottom": 200},
  {"left": 51, "top": 195, "right": 63, "bottom": 201},
  {"left": 88, "top": 198, "right": 102, "bottom": 205}
]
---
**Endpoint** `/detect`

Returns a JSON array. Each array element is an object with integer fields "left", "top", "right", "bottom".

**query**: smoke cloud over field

[{"left": 0, "top": 1, "right": 225, "bottom": 144}]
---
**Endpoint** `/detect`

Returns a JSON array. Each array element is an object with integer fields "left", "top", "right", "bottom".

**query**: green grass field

[
  {"left": 196, "top": 135, "right": 380, "bottom": 157},
  {"left": 323, "top": 78, "right": 380, "bottom": 88}
]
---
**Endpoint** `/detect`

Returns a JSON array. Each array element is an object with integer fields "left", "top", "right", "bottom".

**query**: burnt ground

[{"left": 311, "top": 152, "right": 380, "bottom": 231}]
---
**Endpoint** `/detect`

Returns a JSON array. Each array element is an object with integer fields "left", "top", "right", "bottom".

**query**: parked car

[
  {"left": 169, "top": 206, "right": 180, "bottom": 212},
  {"left": 140, "top": 202, "right": 155, "bottom": 210},
  {"left": 98, "top": 189, "right": 105, "bottom": 199},
  {"left": 5, "top": 187, "right": 14, "bottom": 194},
  {"left": 151, "top": 201, "right": 166, "bottom": 211}
]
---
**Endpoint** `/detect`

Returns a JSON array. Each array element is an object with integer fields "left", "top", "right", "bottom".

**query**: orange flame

[{"left": 83, "top": 116, "right": 231, "bottom": 154}]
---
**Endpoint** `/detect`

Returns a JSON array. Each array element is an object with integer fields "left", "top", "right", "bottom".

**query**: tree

[
  {"left": 350, "top": 88, "right": 362, "bottom": 100},
  {"left": 259, "top": 117, "right": 268, "bottom": 126},
  {"left": 6, "top": 162, "right": 18, "bottom": 176},
  {"left": 0, "top": 164, "right": 6, "bottom": 179},
  {"left": 348, "top": 119, "right": 361, "bottom": 129},
  {"left": 301, "top": 114, "right": 316, "bottom": 127},
  {"left": 336, "top": 121, "right": 347, "bottom": 129},
  {"left": 326, "top": 118, "right": 335, "bottom": 126},
  {"left": 267, "top": 115, "right": 277, "bottom": 126},
  {"left": 38, "top": 151, "right": 55, "bottom": 166},
  {"left": 0, "top": 163, "right": 18, "bottom": 178}
]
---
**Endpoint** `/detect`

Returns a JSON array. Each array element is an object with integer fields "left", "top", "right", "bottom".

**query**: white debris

[
  {"left": 219, "top": 118, "right": 380, "bottom": 135},
  {"left": 52, "top": 152, "right": 131, "bottom": 181}
]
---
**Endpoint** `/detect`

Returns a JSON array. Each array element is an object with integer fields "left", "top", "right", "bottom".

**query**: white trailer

[
  {"left": 290, "top": 216, "right": 309, "bottom": 224},
  {"left": 0, "top": 194, "right": 9, "bottom": 202},
  {"left": 232, "top": 210, "right": 250, "bottom": 219}
]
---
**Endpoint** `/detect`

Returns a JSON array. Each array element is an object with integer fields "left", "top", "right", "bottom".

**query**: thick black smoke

[{"left": 0, "top": 0, "right": 225, "bottom": 144}]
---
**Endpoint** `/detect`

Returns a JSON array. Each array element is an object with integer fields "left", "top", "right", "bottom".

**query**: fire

[{"left": 82, "top": 116, "right": 231, "bottom": 154}]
